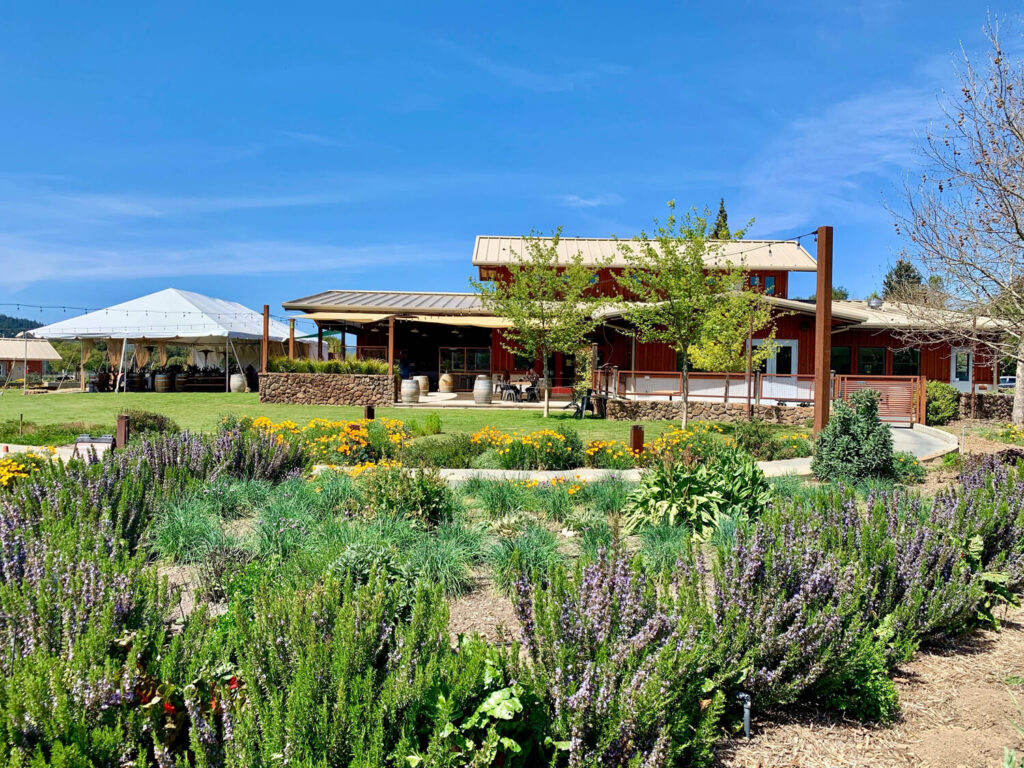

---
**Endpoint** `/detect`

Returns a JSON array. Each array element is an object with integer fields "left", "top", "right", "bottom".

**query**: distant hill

[{"left": 0, "top": 314, "right": 42, "bottom": 337}]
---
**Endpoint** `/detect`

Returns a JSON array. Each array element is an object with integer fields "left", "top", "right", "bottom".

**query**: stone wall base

[
  {"left": 605, "top": 398, "right": 813, "bottom": 426},
  {"left": 259, "top": 373, "right": 395, "bottom": 406},
  {"left": 958, "top": 392, "right": 1013, "bottom": 421}
]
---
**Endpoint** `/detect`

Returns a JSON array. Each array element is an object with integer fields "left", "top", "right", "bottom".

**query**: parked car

[{"left": 999, "top": 375, "right": 1016, "bottom": 390}]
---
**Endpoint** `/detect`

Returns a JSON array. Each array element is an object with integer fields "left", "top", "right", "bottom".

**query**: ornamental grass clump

[{"left": 515, "top": 549, "right": 731, "bottom": 768}]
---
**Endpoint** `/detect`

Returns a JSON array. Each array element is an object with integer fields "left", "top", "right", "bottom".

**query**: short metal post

[
  {"left": 116, "top": 414, "right": 130, "bottom": 449},
  {"left": 629, "top": 425, "right": 644, "bottom": 456},
  {"left": 363, "top": 406, "right": 375, "bottom": 421}
]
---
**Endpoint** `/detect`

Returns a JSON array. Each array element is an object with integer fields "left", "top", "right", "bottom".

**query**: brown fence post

[
  {"left": 260, "top": 305, "right": 270, "bottom": 374},
  {"left": 115, "top": 414, "right": 130, "bottom": 449},
  {"left": 813, "top": 225, "right": 834, "bottom": 435},
  {"left": 629, "top": 425, "right": 644, "bottom": 456}
]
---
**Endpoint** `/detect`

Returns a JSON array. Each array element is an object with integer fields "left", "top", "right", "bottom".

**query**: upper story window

[{"left": 749, "top": 275, "right": 761, "bottom": 287}]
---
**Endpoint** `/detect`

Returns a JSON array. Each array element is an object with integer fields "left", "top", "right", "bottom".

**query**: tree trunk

[
  {"left": 1014, "top": 346, "right": 1024, "bottom": 426},
  {"left": 680, "top": 355, "right": 689, "bottom": 429},
  {"left": 542, "top": 349, "right": 550, "bottom": 418}
]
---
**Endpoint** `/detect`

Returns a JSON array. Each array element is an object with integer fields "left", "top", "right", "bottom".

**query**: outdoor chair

[
  {"left": 562, "top": 388, "right": 594, "bottom": 419},
  {"left": 499, "top": 384, "right": 519, "bottom": 402},
  {"left": 524, "top": 385, "right": 540, "bottom": 402}
]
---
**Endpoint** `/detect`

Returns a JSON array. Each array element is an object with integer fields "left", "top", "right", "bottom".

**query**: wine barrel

[
  {"left": 414, "top": 375, "right": 429, "bottom": 395},
  {"left": 175, "top": 375, "right": 191, "bottom": 392},
  {"left": 438, "top": 373, "right": 454, "bottom": 393},
  {"left": 229, "top": 373, "right": 246, "bottom": 393},
  {"left": 154, "top": 373, "right": 173, "bottom": 393},
  {"left": 472, "top": 375, "right": 493, "bottom": 405},
  {"left": 400, "top": 378, "right": 420, "bottom": 403}
]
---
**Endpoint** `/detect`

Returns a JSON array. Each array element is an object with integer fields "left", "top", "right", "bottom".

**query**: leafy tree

[
  {"left": 471, "top": 229, "right": 604, "bottom": 417},
  {"left": 881, "top": 259, "right": 923, "bottom": 300},
  {"left": 688, "top": 289, "right": 777, "bottom": 374},
  {"left": 832, "top": 286, "right": 851, "bottom": 300},
  {"left": 711, "top": 198, "right": 730, "bottom": 239},
  {"left": 615, "top": 202, "right": 759, "bottom": 427},
  {"left": 0, "top": 314, "right": 40, "bottom": 336}
]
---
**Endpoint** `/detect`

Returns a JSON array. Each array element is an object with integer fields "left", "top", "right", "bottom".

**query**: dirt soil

[
  {"left": 447, "top": 570, "right": 520, "bottom": 645},
  {"left": 715, "top": 606, "right": 1024, "bottom": 768}
]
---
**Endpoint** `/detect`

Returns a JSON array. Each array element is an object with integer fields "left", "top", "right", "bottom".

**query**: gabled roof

[
  {"left": 31, "top": 288, "right": 293, "bottom": 343},
  {"left": 282, "top": 290, "right": 487, "bottom": 316},
  {"left": 472, "top": 236, "right": 818, "bottom": 271}
]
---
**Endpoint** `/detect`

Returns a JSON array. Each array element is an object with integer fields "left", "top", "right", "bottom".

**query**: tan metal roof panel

[
  {"left": 472, "top": 236, "right": 818, "bottom": 271},
  {"left": 283, "top": 290, "right": 486, "bottom": 315},
  {"left": 0, "top": 338, "right": 63, "bottom": 361}
]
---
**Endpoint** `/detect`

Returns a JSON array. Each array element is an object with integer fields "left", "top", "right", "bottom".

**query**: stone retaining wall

[
  {"left": 259, "top": 373, "right": 395, "bottom": 406},
  {"left": 958, "top": 392, "right": 1014, "bottom": 421},
  {"left": 606, "top": 398, "right": 813, "bottom": 426}
]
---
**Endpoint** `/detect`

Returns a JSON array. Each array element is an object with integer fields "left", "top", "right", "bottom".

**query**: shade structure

[{"left": 30, "top": 288, "right": 293, "bottom": 345}]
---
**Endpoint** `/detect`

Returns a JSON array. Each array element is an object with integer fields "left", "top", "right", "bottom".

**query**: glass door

[{"left": 950, "top": 347, "right": 972, "bottom": 393}]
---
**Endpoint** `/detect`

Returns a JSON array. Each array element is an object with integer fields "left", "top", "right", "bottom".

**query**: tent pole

[
  {"left": 80, "top": 340, "right": 86, "bottom": 392},
  {"left": 116, "top": 336, "right": 128, "bottom": 394},
  {"left": 22, "top": 334, "right": 28, "bottom": 395},
  {"left": 225, "top": 339, "right": 230, "bottom": 392}
]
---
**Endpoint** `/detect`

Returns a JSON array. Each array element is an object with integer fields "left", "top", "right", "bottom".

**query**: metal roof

[
  {"left": 282, "top": 290, "right": 487, "bottom": 315},
  {"left": 472, "top": 236, "right": 818, "bottom": 271}
]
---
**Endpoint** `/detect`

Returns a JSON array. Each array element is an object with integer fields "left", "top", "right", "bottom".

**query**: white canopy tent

[{"left": 30, "top": 288, "right": 319, "bottom": 390}]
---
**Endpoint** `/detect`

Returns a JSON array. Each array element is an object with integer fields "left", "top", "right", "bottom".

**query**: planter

[
  {"left": 472, "top": 375, "right": 493, "bottom": 404},
  {"left": 229, "top": 373, "right": 247, "bottom": 393},
  {"left": 401, "top": 379, "right": 420, "bottom": 403},
  {"left": 154, "top": 373, "right": 174, "bottom": 393},
  {"left": 439, "top": 373, "right": 454, "bottom": 393},
  {"left": 414, "top": 375, "right": 430, "bottom": 395}
]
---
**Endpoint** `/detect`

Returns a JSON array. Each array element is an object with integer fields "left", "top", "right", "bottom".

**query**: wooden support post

[
  {"left": 288, "top": 319, "right": 295, "bottom": 359},
  {"left": 80, "top": 340, "right": 87, "bottom": 392},
  {"left": 317, "top": 326, "right": 323, "bottom": 361},
  {"left": 387, "top": 315, "right": 395, "bottom": 377},
  {"left": 813, "top": 226, "right": 834, "bottom": 435},
  {"left": 629, "top": 425, "right": 644, "bottom": 456},
  {"left": 115, "top": 414, "right": 130, "bottom": 450},
  {"left": 260, "top": 305, "right": 270, "bottom": 373}
]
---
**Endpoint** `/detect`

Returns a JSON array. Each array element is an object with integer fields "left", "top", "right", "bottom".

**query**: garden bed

[{"left": 2, "top": 409, "right": 1020, "bottom": 766}]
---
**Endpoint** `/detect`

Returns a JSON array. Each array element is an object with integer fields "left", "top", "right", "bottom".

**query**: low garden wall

[
  {"left": 958, "top": 392, "right": 1013, "bottom": 421},
  {"left": 606, "top": 398, "right": 813, "bottom": 426},
  {"left": 259, "top": 372, "right": 395, "bottom": 406}
]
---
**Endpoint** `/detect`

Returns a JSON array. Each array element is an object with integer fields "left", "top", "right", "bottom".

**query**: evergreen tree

[
  {"left": 0, "top": 314, "right": 40, "bottom": 337},
  {"left": 711, "top": 198, "right": 730, "bottom": 239},
  {"left": 881, "top": 259, "right": 923, "bottom": 299}
]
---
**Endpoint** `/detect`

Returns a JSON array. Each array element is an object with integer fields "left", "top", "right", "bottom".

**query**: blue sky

[{"left": 0, "top": 1, "right": 1013, "bottom": 327}]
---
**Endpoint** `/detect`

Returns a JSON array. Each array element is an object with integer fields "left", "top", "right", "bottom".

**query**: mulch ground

[{"left": 714, "top": 606, "right": 1024, "bottom": 768}]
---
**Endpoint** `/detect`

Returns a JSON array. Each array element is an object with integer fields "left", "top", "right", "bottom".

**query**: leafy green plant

[
  {"left": 267, "top": 356, "right": 389, "bottom": 374},
  {"left": 638, "top": 522, "right": 693, "bottom": 573},
  {"left": 120, "top": 408, "right": 181, "bottom": 438},
  {"left": 623, "top": 443, "right": 772, "bottom": 536},
  {"left": 892, "top": 450, "right": 926, "bottom": 483},
  {"left": 423, "top": 412, "right": 442, "bottom": 436},
  {"left": 358, "top": 465, "right": 460, "bottom": 526},
  {"left": 472, "top": 479, "right": 536, "bottom": 519},
  {"left": 811, "top": 389, "right": 895, "bottom": 482},
  {"left": 400, "top": 433, "right": 488, "bottom": 468},
  {"left": 926, "top": 380, "right": 960, "bottom": 425},
  {"left": 577, "top": 477, "right": 633, "bottom": 516}
]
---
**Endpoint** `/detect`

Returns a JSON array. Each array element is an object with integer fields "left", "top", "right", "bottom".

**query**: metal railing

[{"left": 602, "top": 369, "right": 816, "bottom": 406}]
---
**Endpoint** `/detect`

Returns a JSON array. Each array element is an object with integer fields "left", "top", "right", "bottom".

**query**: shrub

[
  {"left": 623, "top": 442, "right": 772, "bottom": 536},
  {"left": 583, "top": 439, "right": 637, "bottom": 468},
  {"left": 811, "top": 389, "right": 894, "bottom": 482},
  {"left": 358, "top": 464, "right": 460, "bottom": 526},
  {"left": 267, "top": 356, "right": 389, "bottom": 375},
  {"left": 408, "top": 520, "right": 488, "bottom": 597},
  {"left": 399, "top": 433, "right": 487, "bottom": 468},
  {"left": 577, "top": 477, "right": 633, "bottom": 516},
  {"left": 422, "top": 412, "right": 442, "bottom": 436},
  {"left": 120, "top": 408, "right": 181, "bottom": 438},
  {"left": 926, "top": 380, "right": 960, "bottom": 425},
  {"left": 470, "top": 425, "right": 585, "bottom": 470},
  {"left": 638, "top": 522, "right": 693, "bottom": 573},
  {"left": 515, "top": 550, "right": 730, "bottom": 767},
  {"left": 892, "top": 450, "right": 926, "bottom": 483}
]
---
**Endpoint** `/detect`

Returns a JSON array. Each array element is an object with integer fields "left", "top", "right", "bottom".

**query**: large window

[
  {"left": 831, "top": 346, "right": 852, "bottom": 375},
  {"left": 857, "top": 347, "right": 886, "bottom": 376},
  {"left": 892, "top": 348, "right": 920, "bottom": 376}
]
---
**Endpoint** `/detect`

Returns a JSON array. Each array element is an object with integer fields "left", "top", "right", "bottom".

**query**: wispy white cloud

[
  {"left": 554, "top": 193, "right": 625, "bottom": 208},
  {"left": 735, "top": 84, "right": 940, "bottom": 236},
  {"left": 278, "top": 130, "right": 350, "bottom": 148},
  {"left": 438, "top": 41, "right": 626, "bottom": 93},
  {"left": 0, "top": 234, "right": 464, "bottom": 289}
]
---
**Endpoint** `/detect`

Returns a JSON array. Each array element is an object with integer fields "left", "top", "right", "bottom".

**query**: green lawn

[{"left": 0, "top": 391, "right": 694, "bottom": 442}]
